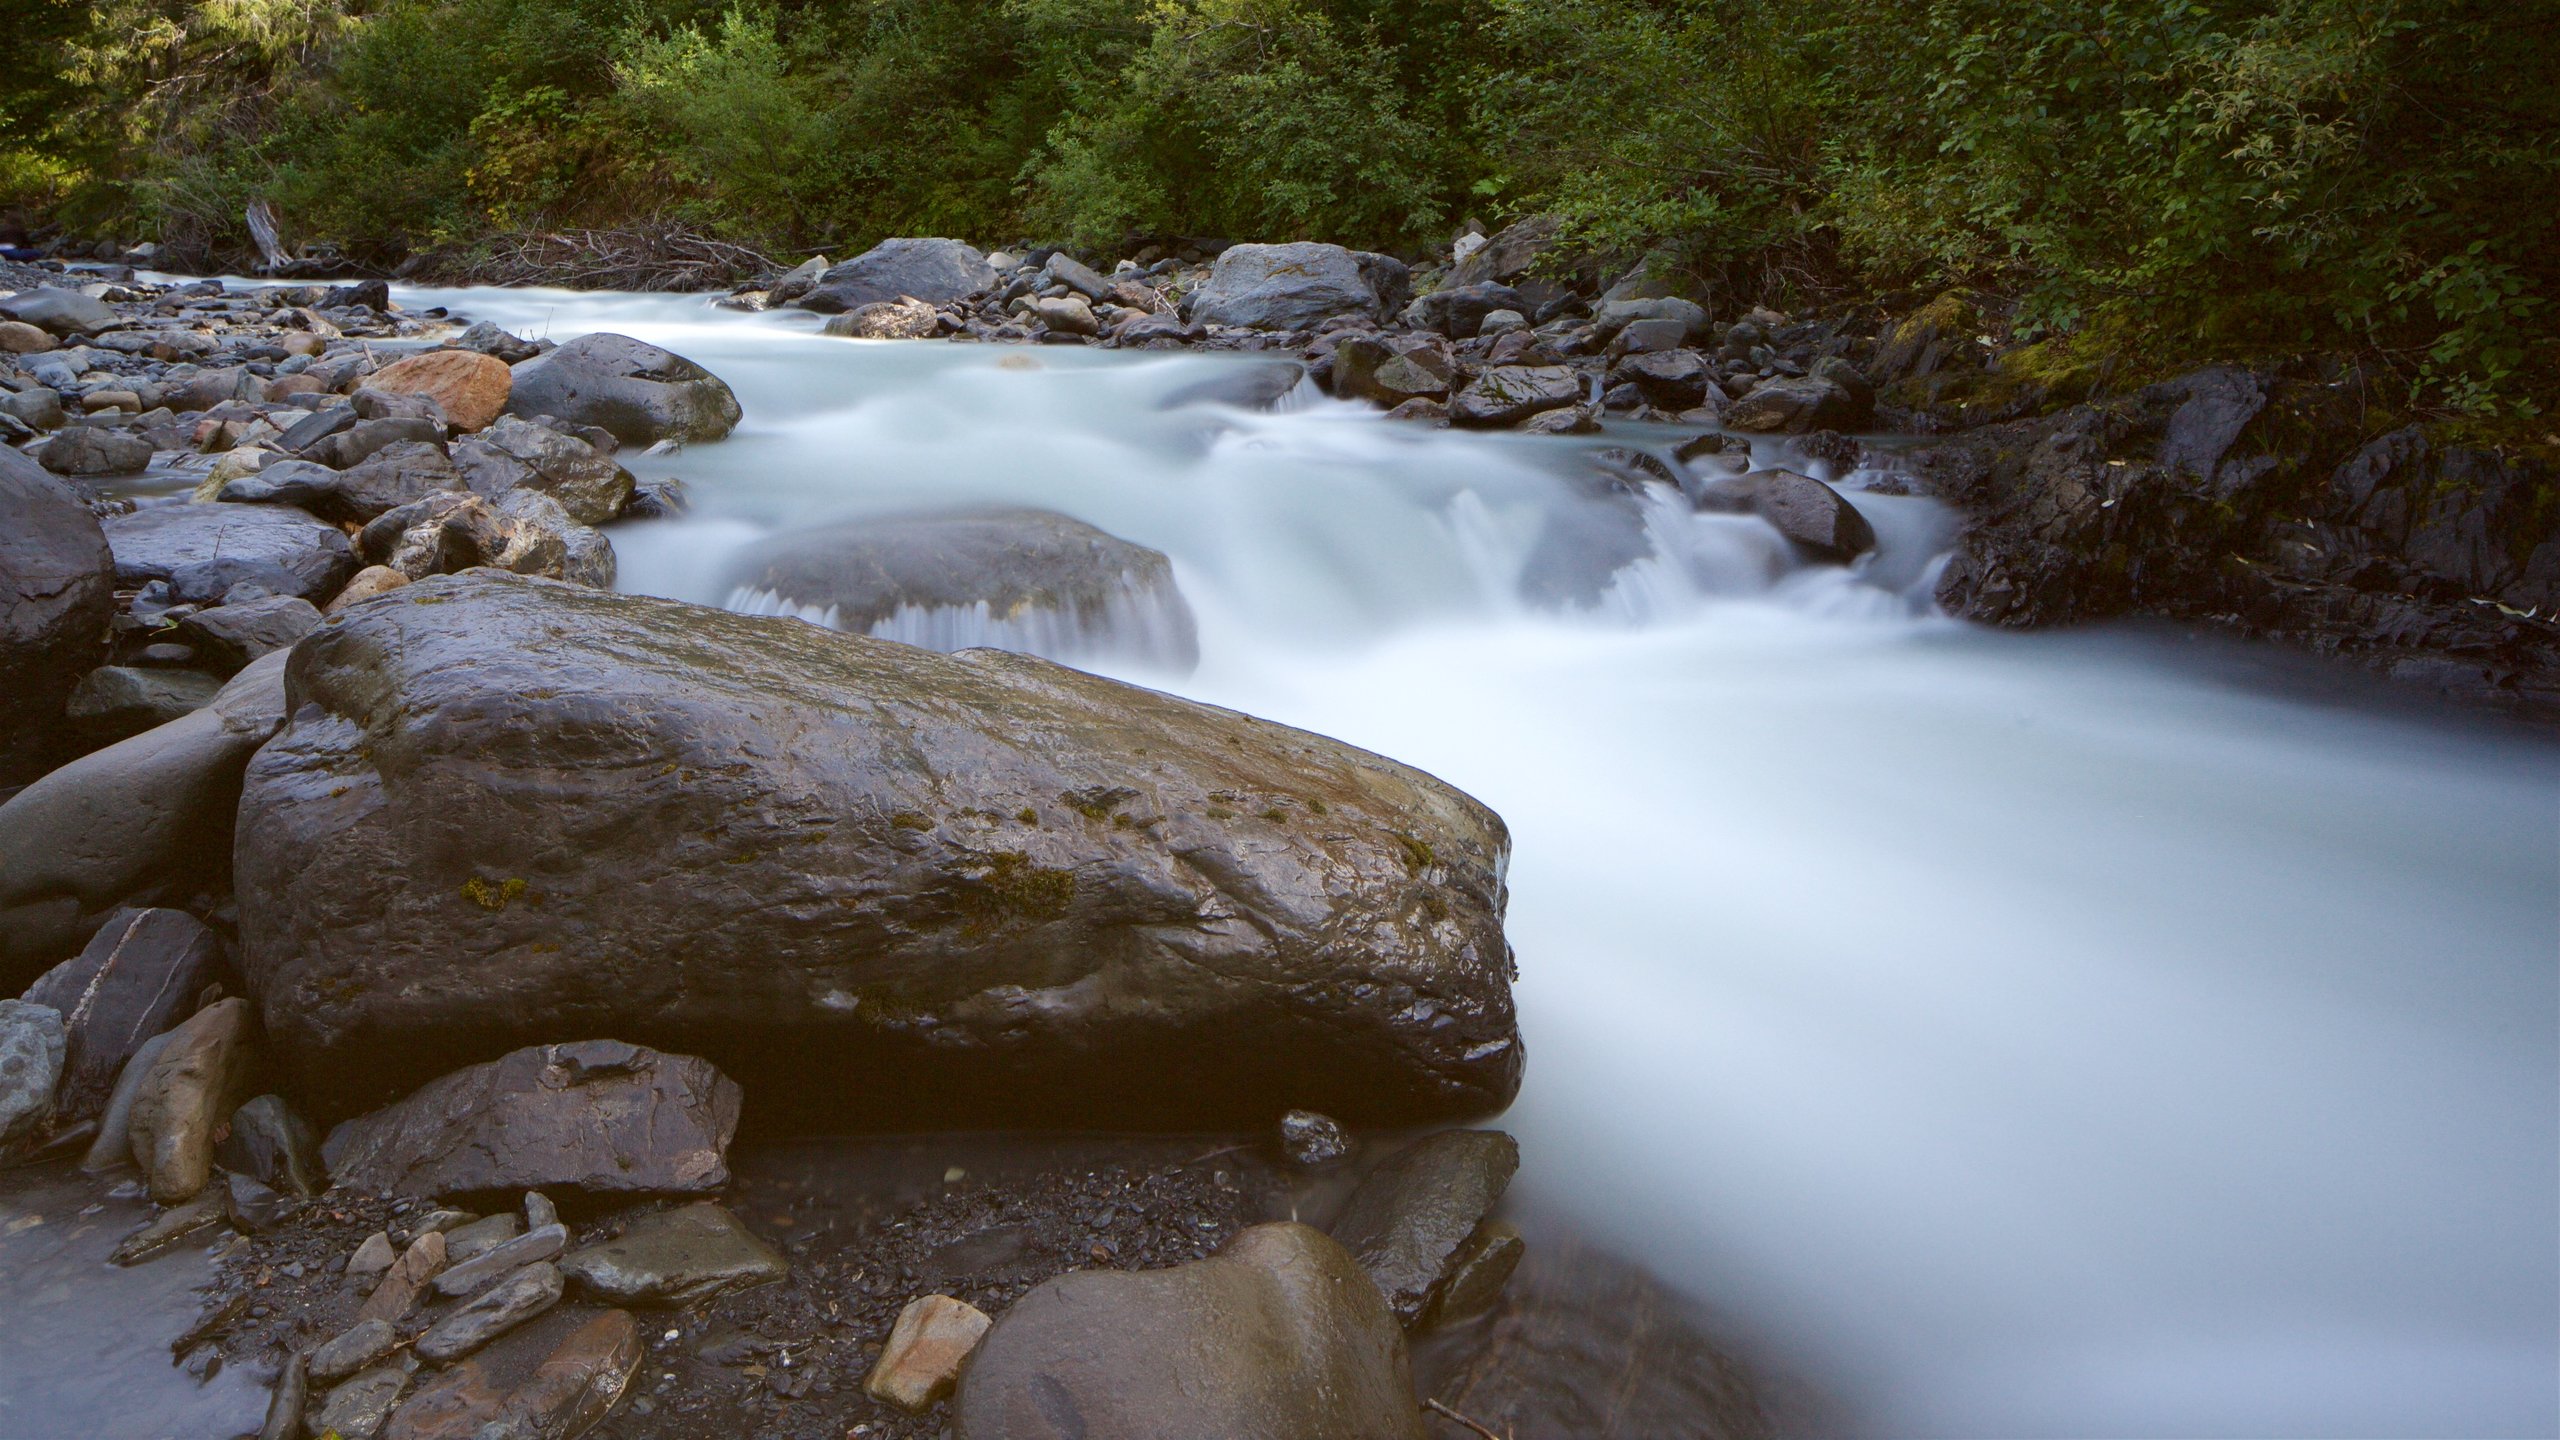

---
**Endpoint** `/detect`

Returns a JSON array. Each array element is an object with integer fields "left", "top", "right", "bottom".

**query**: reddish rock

[{"left": 368, "top": 350, "right": 511, "bottom": 432}]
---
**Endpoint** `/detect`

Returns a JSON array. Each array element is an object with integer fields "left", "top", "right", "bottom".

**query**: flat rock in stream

[
  {"left": 102, "top": 501, "right": 354, "bottom": 604},
  {"left": 558, "top": 1201, "right": 786, "bottom": 1305},
  {"left": 236, "top": 572, "right": 1520, "bottom": 1128}
]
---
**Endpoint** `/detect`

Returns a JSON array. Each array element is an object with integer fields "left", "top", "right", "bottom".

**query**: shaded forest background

[{"left": 2, "top": 0, "right": 2550, "bottom": 419}]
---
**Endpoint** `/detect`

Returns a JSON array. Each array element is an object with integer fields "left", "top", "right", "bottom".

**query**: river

[{"left": 29, "top": 280, "right": 2560, "bottom": 1438}]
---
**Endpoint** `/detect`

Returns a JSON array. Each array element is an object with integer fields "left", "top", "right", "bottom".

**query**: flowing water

[{"left": 18, "top": 282, "right": 2553, "bottom": 1438}]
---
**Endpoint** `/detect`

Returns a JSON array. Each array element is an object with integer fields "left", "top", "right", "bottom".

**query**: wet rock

[
  {"left": 82, "top": 1027, "right": 172, "bottom": 1172},
  {"left": 40, "top": 425, "right": 153, "bottom": 476},
  {"left": 67, "top": 664, "right": 224, "bottom": 742},
  {"left": 1190, "top": 242, "right": 1384, "bottom": 330},
  {"left": 1523, "top": 405, "right": 1600, "bottom": 435},
  {"left": 443, "top": 1211, "right": 523, "bottom": 1264},
  {"left": 954, "top": 1222, "right": 1423, "bottom": 1440},
  {"left": 416, "top": 1261, "right": 564, "bottom": 1363},
  {"left": 311, "top": 1356, "right": 418, "bottom": 1440},
  {"left": 721, "top": 506, "right": 1198, "bottom": 668},
  {"left": 356, "top": 1230, "right": 448, "bottom": 1324},
  {"left": 322, "top": 1040, "right": 741, "bottom": 1198},
  {"left": 1417, "top": 1218, "right": 1524, "bottom": 1329},
  {"left": 384, "top": 1307, "right": 642, "bottom": 1440},
  {"left": 433, "top": 1222, "right": 567, "bottom": 1298},
  {"left": 310, "top": 1317, "right": 401, "bottom": 1383},
  {"left": 128, "top": 996, "right": 257, "bottom": 1203},
  {"left": 1695, "top": 469, "right": 1877, "bottom": 563},
  {"left": 822, "top": 297, "right": 941, "bottom": 339},
  {"left": 258, "top": 1350, "right": 306, "bottom": 1440},
  {"left": 173, "top": 594, "right": 321, "bottom": 672},
  {"left": 506, "top": 333, "right": 739, "bottom": 445},
  {"left": 451, "top": 414, "right": 631, "bottom": 525},
  {"left": 367, "top": 349, "right": 511, "bottom": 432},
  {"left": 225, "top": 1169, "right": 299, "bottom": 1232},
  {"left": 25, "top": 907, "right": 222, "bottom": 1124},
  {"left": 304, "top": 414, "right": 445, "bottom": 470},
  {"left": 1617, "top": 349, "right": 1718, "bottom": 409},
  {"left": 0, "top": 648, "right": 288, "bottom": 988},
  {"left": 109, "top": 1188, "right": 225, "bottom": 1264},
  {"left": 558, "top": 1201, "right": 785, "bottom": 1306},
  {"left": 1328, "top": 1129, "right": 1519, "bottom": 1326},
  {"left": 0, "top": 999, "right": 66, "bottom": 1155},
  {"left": 799, "top": 238, "right": 995, "bottom": 314},
  {"left": 1452, "top": 365, "right": 1584, "bottom": 428},
  {"left": 237, "top": 573, "right": 1521, "bottom": 1129},
  {"left": 865, "top": 1294, "right": 989, "bottom": 1411},
  {"left": 0, "top": 453, "right": 115, "bottom": 784},
  {"left": 1724, "top": 374, "right": 1867, "bottom": 434},
  {"left": 323, "top": 441, "right": 468, "bottom": 522},
  {"left": 215, "top": 1093, "right": 325, "bottom": 1196},
  {"left": 102, "top": 500, "right": 354, "bottom": 604},
  {"left": 1280, "top": 1109, "right": 1354, "bottom": 1168},
  {"left": 0, "top": 288, "right": 118, "bottom": 336}
]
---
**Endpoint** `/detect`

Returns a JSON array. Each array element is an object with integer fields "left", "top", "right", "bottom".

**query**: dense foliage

[{"left": 3, "top": 0, "right": 2551, "bottom": 415}]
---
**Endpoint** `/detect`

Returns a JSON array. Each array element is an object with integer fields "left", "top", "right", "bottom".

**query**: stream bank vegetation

[{"left": 3, "top": 0, "right": 2550, "bottom": 425}]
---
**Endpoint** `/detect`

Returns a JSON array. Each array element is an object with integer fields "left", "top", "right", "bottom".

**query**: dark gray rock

[
  {"left": 1590, "top": 296, "right": 1707, "bottom": 344},
  {"left": 432, "top": 1221, "right": 567, "bottom": 1298},
  {"left": 0, "top": 450, "right": 115, "bottom": 784},
  {"left": 799, "top": 238, "right": 995, "bottom": 315},
  {"left": 954, "top": 1222, "right": 1424, "bottom": 1440},
  {"left": 450, "top": 321, "right": 543, "bottom": 365},
  {"left": 102, "top": 502, "right": 354, "bottom": 604},
  {"left": 0, "top": 649, "right": 287, "bottom": 991},
  {"left": 1447, "top": 215, "right": 1563, "bottom": 290},
  {"left": 215, "top": 457, "right": 340, "bottom": 509},
  {"left": 322, "top": 440, "right": 465, "bottom": 522},
  {"left": 258, "top": 1350, "right": 306, "bottom": 1440},
  {"left": 302, "top": 415, "right": 443, "bottom": 471},
  {"left": 1190, "top": 242, "right": 1382, "bottom": 330},
  {"left": 1042, "top": 252, "right": 1112, "bottom": 302},
  {"left": 173, "top": 594, "right": 322, "bottom": 672},
  {"left": 1695, "top": 469, "right": 1878, "bottom": 563},
  {"left": 238, "top": 573, "right": 1521, "bottom": 1129},
  {"left": 1351, "top": 252, "right": 1412, "bottom": 322},
  {"left": 450, "top": 414, "right": 630, "bottom": 525},
  {"left": 321, "top": 1040, "right": 742, "bottom": 1198},
  {"left": 1279, "top": 1109, "right": 1353, "bottom": 1168},
  {"left": 722, "top": 507, "right": 1198, "bottom": 670},
  {"left": 215, "top": 1093, "right": 325, "bottom": 1196},
  {"left": 1616, "top": 349, "right": 1717, "bottom": 408},
  {"left": 1329, "top": 1130, "right": 1519, "bottom": 1327},
  {"left": 1724, "top": 374, "right": 1868, "bottom": 434},
  {"left": 443, "top": 1212, "right": 522, "bottom": 1264},
  {"left": 67, "top": 664, "right": 224, "bottom": 742},
  {"left": 275, "top": 406, "right": 355, "bottom": 454},
  {"left": 24, "top": 907, "right": 222, "bottom": 1124},
  {"left": 1403, "top": 282, "right": 1527, "bottom": 340},
  {"left": 308, "top": 1318, "right": 400, "bottom": 1384},
  {"left": 1451, "top": 365, "right": 1584, "bottom": 428},
  {"left": 40, "top": 426, "right": 153, "bottom": 476},
  {"left": 0, "top": 999, "right": 66, "bottom": 1155},
  {"left": 225, "top": 1168, "right": 299, "bottom": 1232},
  {"left": 506, "top": 333, "right": 740, "bottom": 445},
  {"left": 309, "top": 1356, "right": 416, "bottom": 1440},
  {"left": 414, "top": 1262, "right": 564, "bottom": 1363},
  {"left": 558, "top": 1201, "right": 786, "bottom": 1306}
]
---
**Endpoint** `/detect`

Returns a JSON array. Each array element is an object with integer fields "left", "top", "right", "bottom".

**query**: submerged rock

[
  {"left": 0, "top": 452, "right": 115, "bottom": 784},
  {"left": 506, "top": 333, "right": 740, "bottom": 445},
  {"left": 237, "top": 572, "right": 1520, "bottom": 1129},
  {"left": 954, "top": 1222, "right": 1424, "bottom": 1440},
  {"left": 322, "top": 1039, "right": 741, "bottom": 1199},
  {"left": 722, "top": 507, "right": 1199, "bottom": 670}
]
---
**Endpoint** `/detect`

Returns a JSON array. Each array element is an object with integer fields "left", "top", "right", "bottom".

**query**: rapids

[{"left": 33, "top": 280, "right": 2555, "bottom": 1438}]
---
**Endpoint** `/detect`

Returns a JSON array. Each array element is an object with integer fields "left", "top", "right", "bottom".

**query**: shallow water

[{"left": 22, "top": 282, "right": 2553, "bottom": 1439}]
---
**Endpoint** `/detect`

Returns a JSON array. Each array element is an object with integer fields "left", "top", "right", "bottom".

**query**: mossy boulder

[{"left": 235, "top": 572, "right": 1520, "bottom": 1127}]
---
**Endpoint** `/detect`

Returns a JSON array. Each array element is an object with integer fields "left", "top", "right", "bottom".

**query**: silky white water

[{"left": 401, "top": 285, "right": 2560, "bottom": 1438}]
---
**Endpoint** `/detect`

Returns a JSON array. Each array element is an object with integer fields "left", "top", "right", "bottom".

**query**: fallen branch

[
  {"left": 425, "top": 222, "right": 779, "bottom": 293},
  {"left": 1425, "top": 1397, "right": 1507, "bottom": 1440}
]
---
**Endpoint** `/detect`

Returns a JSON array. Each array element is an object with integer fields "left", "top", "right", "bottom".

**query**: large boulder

[
  {"left": 23, "top": 907, "right": 224, "bottom": 1124},
  {"left": 103, "top": 501, "right": 355, "bottom": 604},
  {"left": 953, "top": 1222, "right": 1425, "bottom": 1440},
  {"left": 797, "top": 238, "right": 996, "bottom": 315},
  {"left": 1327, "top": 1129, "right": 1519, "bottom": 1326},
  {"left": 0, "top": 649, "right": 288, "bottom": 990},
  {"left": 722, "top": 507, "right": 1199, "bottom": 671},
  {"left": 1190, "top": 243, "right": 1383, "bottom": 331},
  {"left": 0, "top": 449, "right": 115, "bottom": 784},
  {"left": 322, "top": 1039, "right": 741, "bottom": 1199},
  {"left": 506, "top": 334, "right": 740, "bottom": 445},
  {"left": 235, "top": 572, "right": 1520, "bottom": 1127},
  {"left": 1695, "top": 469, "right": 1877, "bottom": 563}
]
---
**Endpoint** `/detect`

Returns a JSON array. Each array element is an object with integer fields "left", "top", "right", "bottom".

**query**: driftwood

[
  {"left": 428, "top": 223, "right": 779, "bottom": 293},
  {"left": 244, "top": 199, "right": 288, "bottom": 272}
]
